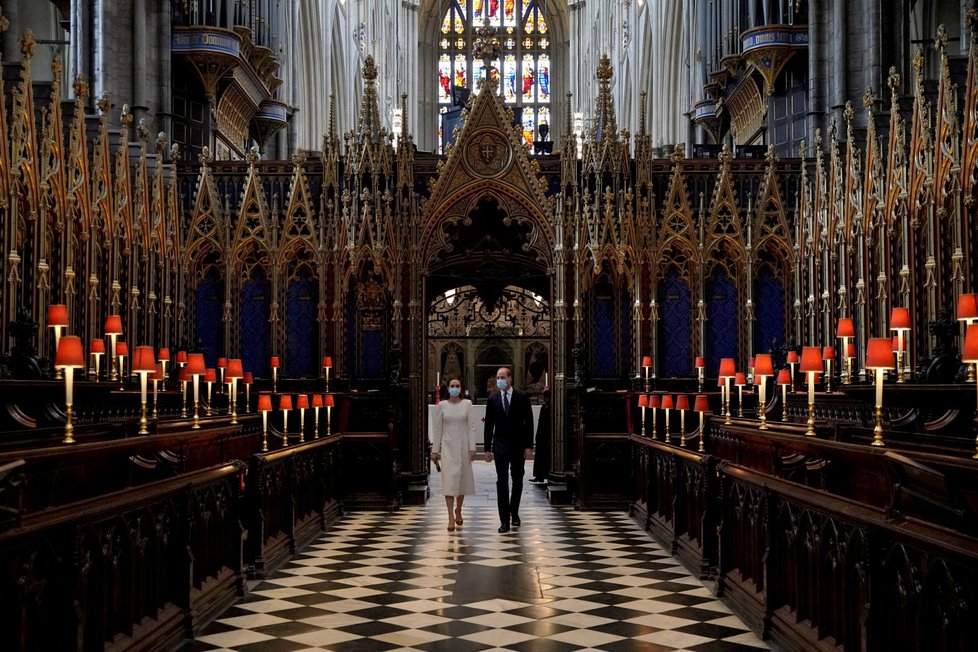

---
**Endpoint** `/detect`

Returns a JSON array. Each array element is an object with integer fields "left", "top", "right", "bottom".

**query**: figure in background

[
  {"left": 484, "top": 367, "right": 534, "bottom": 533},
  {"left": 430, "top": 377, "right": 478, "bottom": 532}
]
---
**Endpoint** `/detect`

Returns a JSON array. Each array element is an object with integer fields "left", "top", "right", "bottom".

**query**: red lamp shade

[
  {"left": 270, "top": 356, "right": 281, "bottom": 368},
  {"left": 889, "top": 307, "right": 911, "bottom": 331},
  {"left": 957, "top": 293, "right": 978, "bottom": 322},
  {"left": 115, "top": 341, "right": 129, "bottom": 357},
  {"left": 694, "top": 394, "right": 709, "bottom": 412},
  {"left": 866, "top": 338, "right": 896, "bottom": 369},
  {"left": 642, "top": 356, "right": 653, "bottom": 368},
  {"left": 323, "top": 356, "right": 333, "bottom": 368},
  {"left": 637, "top": 394, "right": 649, "bottom": 407},
  {"left": 149, "top": 363, "right": 164, "bottom": 381},
  {"left": 837, "top": 317, "right": 856, "bottom": 338},
  {"left": 47, "top": 304, "right": 68, "bottom": 327},
  {"left": 847, "top": 343, "right": 857, "bottom": 358},
  {"left": 660, "top": 395, "right": 675, "bottom": 409},
  {"left": 204, "top": 368, "right": 217, "bottom": 383},
  {"left": 157, "top": 347, "right": 171, "bottom": 362},
  {"left": 177, "top": 367, "right": 191, "bottom": 383},
  {"left": 675, "top": 395, "right": 690, "bottom": 410},
  {"left": 226, "top": 358, "right": 244, "bottom": 379},
  {"left": 822, "top": 346, "right": 836, "bottom": 361},
  {"left": 799, "top": 347, "right": 822, "bottom": 373},
  {"left": 243, "top": 372, "right": 254, "bottom": 385},
  {"left": 324, "top": 394, "right": 335, "bottom": 407},
  {"left": 776, "top": 369, "right": 791, "bottom": 385},
  {"left": 55, "top": 336, "right": 85, "bottom": 369},
  {"left": 105, "top": 314, "right": 123, "bottom": 335},
  {"left": 257, "top": 394, "right": 273, "bottom": 412},
  {"left": 748, "top": 357, "right": 756, "bottom": 369},
  {"left": 279, "top": 395, "right": 293, "bottom": 410},
  {"left": 311, "top": 394, "right": 324, "bottom": 408},
  {"left": 176, "top": 350, "right": 188, "bottom": 364},
  {"left": 695, "top": 356, "right": 705, "bottom": 368},
  {"left": 786, "top": 351, "right": 799, "bottom": 364},
  {"left": 754, "top": 353, "right": 774, "bottom": 377},
  {"left": 132, "top": 345, "right": 157, "bottom": 373},
  {"left": 648, "top": 394, "right": 661, "bottom": 408},
  {"left": 91, "top": 338, "right": 106, "bottom": 354},
  {"left": 296, "top": 394, "right": 310, "bottom": 409},
  {"left": 186, "top": 353, "right": 206, "bottom": 376},
  {"left": 217, "top": 357, "right": 228, "bottom": 369},
  {"left": 962, "top": 324, "right": 978, "bottom": 363},
  {"left": 734, "top": 372, "right": 747, "bottom": 387},
  {"left": 719, "top": 358, "right": 737, "bottom": 378}
]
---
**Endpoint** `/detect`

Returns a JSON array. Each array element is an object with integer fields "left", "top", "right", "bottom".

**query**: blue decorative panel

[
  {"left": 620, "top": 288, "right": 633, "bottom": 372},
  {"left": 194, "top": 271, "right": 222, "bottom": 368},
  {"left": 755, "top": 270, "right": 785, "bottom": 354},
  {"left": 285, "top": 269, "right": 317, "bottom": 377},
  {"left": 240, "top": 270, "right": 270, "bottom": 378},
  {"left": 706, "top": 272, "right": 737, "bottom": 375},
  {"left": 346, "top": 297, "right": 356, "bottom": 373},
  {"left": 594, "top": 296, "right": 615, "bottom": 376},
  {"left": 362, "top": 331, "right": 383, "bottom": 377},
  {"left": 659, "top": 270, "right": 691, "bottom": 377}
]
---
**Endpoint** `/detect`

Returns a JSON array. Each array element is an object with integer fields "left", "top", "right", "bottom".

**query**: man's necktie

[{"left": 503, "top": 392, "right": 509, "bottom": 415}]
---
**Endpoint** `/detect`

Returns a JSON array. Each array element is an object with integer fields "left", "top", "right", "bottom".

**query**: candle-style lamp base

[
  {"left": 680, "top": 423, "right": 686, "bottom": 447},
  {"left": 871, "top": 405, "right": 885, "bottom": 447},
  {"left": 759, "top": 409, "right": 769, "bottom": 431},
  {"left": 697, "top": 418, "right": 706, "bottom": 453},
  {"left": 192, "top": 400, "right": 201, "bottom": 429},
  {"left": 639, "top": 407, "right": 646, "bottom": 437},
  {"left": 139, "top": 401, "right": 149, "bottom": 435},
  {"left": 806, "top": 402, "right": 816, "bottom": 437},
  {"left": 896, "top": 351, "right": 906, "bottom": 383},
  {"left": 262, "top": 427, "right": 269, "bottom": 452},
  {"left": 63, "top": 403, "right": 76, "bottom": 444}
]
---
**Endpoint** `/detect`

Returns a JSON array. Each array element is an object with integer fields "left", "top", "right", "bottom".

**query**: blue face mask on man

[
  {"left": 496, "top": 378, "right": 508, "bottom": 390},
  {"left": 448, "top": 387, "right": 461, "bottom": 398}
]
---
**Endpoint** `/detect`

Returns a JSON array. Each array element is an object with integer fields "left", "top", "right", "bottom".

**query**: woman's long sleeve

[
  {"left": 431, "top": 404, "right": 443, "bottom": 454},
  {"left": 467, "top": 400, "right": 478, "bottom": 452}
]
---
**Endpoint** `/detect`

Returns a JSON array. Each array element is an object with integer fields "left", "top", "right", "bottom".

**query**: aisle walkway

[{"left": 194, "top": 463, "right": 769, "bottom": 651}]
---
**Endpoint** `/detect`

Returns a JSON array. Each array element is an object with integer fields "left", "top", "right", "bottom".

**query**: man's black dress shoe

[
  {"left": 511, "top": 515, "right": 521, "bottom": 527},
  {"left": 498, "top": 524, "right": 510, "bottom": 533}
]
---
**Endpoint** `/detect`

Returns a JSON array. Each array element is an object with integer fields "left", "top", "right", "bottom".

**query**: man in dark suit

[{"left": 484, "top": 367, "right": 534, "bottom": 533}]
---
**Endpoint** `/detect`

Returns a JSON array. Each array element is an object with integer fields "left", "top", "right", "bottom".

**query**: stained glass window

[{"left": 438, "top": 0, "right": 553, "bottom": 153}]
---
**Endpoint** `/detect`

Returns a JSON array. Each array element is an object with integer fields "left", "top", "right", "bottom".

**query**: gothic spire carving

[{"left": 355, "top": 55, "right": 385, "bottom": 144}]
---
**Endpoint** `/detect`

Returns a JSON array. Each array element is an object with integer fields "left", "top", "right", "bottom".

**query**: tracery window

[{"left": 438, "top": 0, "right": 552, "bottom": 152}]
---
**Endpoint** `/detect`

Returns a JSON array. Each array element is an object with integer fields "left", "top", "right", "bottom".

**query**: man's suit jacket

[{"left": 484, "top": 388, "right": 534, "bottom": 455}]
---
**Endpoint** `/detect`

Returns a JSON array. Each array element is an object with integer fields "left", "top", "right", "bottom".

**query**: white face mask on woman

[{"left": 448, "top": 387, "right": 461, "bottom": 398}]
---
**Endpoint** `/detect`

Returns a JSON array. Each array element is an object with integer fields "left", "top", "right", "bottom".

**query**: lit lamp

[
  {"left": 132, "top": 345, "right": 156, "bottom": 435},
  {"left": 175, "top": 350, "right": 188, "bottom": 369},
  {"left": 187, "top": 353, "right": 206, "bottom": 429},
  {"left": 216, "top": 357, "right": 228, "bottom": 394},
  {"left": 846, "top": 343, "right": 857, "bottom": 382},
  {"left": 323, "top": 356, "right": 333, "bottom": 392},
  {"left": 90, "top": 338, "right": 105, "bottom": 382},
  {"left": 694, "top": 394, "right": 709, "bottom": 452},
  {"left": 866, "top": 338, "right": 895, "bottom": 447},
  {"left": 105, "top": 314, "right": 123, "bottom": 382},
  {"left": 799, "top": 347, "right": 822, "bottom": 437},
  {"left": 837, "top": 318, "right": 855, "bottom": 384},
  {"left": 270, "top": 356, "right": 280, "bottom": 392},
  {"left": 311, "top": 393, "right": 323, "bottom": 438},
  {"left": 719, "top": 358, "right": 736, "bottom": 424},
  {"left": 822, "top": 345, "right": 836, "bottom": 393},
  {"left": 637, "top": 394, "right": 649, "bottom": 436},
  {"left": 960, "top": 324, "right": 978, "bottom": 459},
  {"left": 226, "top": 358, "right": 243, "bottom": 424},
  {"left": 204, "top": 368, "right": 216, "bottom": 415},
  {"left": 776, "top": 369, "right": 792, "bottom": 421},
  {"left": 258, "top": 394, "right": 273, "bottom": 451},
  {"left": 754, "top": 353, "right": 774, "bottom": 430},
  {"left": 48, "top": 304, "right": 68, "bottom": 379},
  {"left": 115, "top": 341, "right": 128, "bottom": 390},
  {"left": 661, "top": 394, "right": 674, "bottom": 442},
  {"left": 734, "top": 372, "right": 747, "bottom": 418},
  {"left": 243, "top": 372, "right": 253, "bottom": 413},
  {"left": 324, "top": 394, "right": 335, "bottom": 436},
  {"left": 178, "top": 366, "right": 190, "bottom": 417},
  {"left": 149, "top": 363, "right": 163, "bottom": 419},
  {"left": 958, "top": 293, "right": 978, "bottom": 382},
  {"left": 786, "top": 350, "right": 799, "bottom": 391},
  {"left": 648, "top": 394, "right": 660, "bottom": 440},
  {"left": 296, "top": 394, "right": 309, "bottom": 442},
  {"left": 748, "top": 357, "right": 756, "bottom": 385},
  {"left": 279, "top": 394, "right": 293, "bottom": 443},
  {"left": 54, "top": 335, "right": 85, "bottom": 444},
  {"left": 642, "top": 355, "right": 652, "bottom": 392},
  {"left": 157, "top": 347, "right": 170, "bottom": 390},
  {"left": 889, "top": 307, "right": 911, "bottom": 383},
  {"left": 695, "top": 356, "right": 705, "bottom": 392},
  {"left": 676, "top": 394, "right": 689, "bottom": 446}
]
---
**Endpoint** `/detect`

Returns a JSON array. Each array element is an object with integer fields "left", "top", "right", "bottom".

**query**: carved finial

[
  {"left": 401, "top": 92, "right": 409, "bottom": 140},
  {"left": 20, "top": 30, "right": 36, "bottom": 58},
  {"left": 887, "top": 66, "right": 900, "bottom": 93},
  {"left": 765, "top": 143, "right": 777, "bottom": 164},
  {"left": 156, "top": 132, "right": 168, "bottom": 156},
  {"left": 246, "top": 144, "right": 260, "bottom": 166},
  {"left": 814, "top": 128, "right": 823, "bottom": 149},
  {"left": 362, "top": 54, "right": 377, "bottom": 81},
  {"left": 670, "top": 143, "right": 685, "bottom": 164},
  {"left": 597, "top": 54, "right": 613, "bottom": 82},
  {"left": 0, "top": 8, "right": 9, "bottom": 33},
  {"left": 291, "top": 148, "right": 307, "bottom": 165},
  {"left": 863, "top": 86, "right": 875, "bottom": 108},
  {"left": 843, "top": 100, "right": 854, "bottom": 124},
  {"left": 800, "top": 139, "right": 808, "bottom": 159},
  {"left": 97, "top": 92, "right": 111, "bottom": 115},
  {"left": 199, "top": 145, "right": 212, "bottom": 166},
  {"left": 170, "top": 142, "right": 181, "bottom": 163},
  {"left": 51, "top": 56, "right": 62, "bottom": 77},
  {"left": 136, "top": 118, "right": 149, "bottom": 142},
  {"left": 912, "top": 46, "right": 925, "bottom": 75},
  {"left": 969, "top": 5, "right": 978, "bottom": 31},
  {"left": 120, "top": 104, "right": 132, "bottom": 128},
  {"left": 718, "top": 142, "right": 732, "bottom": 166},
  {"left": 639, "top": 89, "right": 648, "bottom": 135},
  {"left": 934, "top": 24, "right": 949, "bottom": 55},
  {"left": 72, "top": 75, "right": 89, "bottom": 99}
]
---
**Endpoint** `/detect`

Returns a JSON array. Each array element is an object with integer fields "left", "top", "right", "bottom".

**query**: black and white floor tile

[{"left": 192, "top": 463, "right": 770, "bottom": 652}]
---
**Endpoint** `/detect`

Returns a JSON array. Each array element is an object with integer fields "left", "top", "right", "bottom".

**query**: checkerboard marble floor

[{"left": 192, "top": 462, "right": 770, "bottom": 652}]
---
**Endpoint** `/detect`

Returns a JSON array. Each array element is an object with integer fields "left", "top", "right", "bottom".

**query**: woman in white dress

[{"left": 430, "top": 377, "right": 478, "bottom": 531}]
